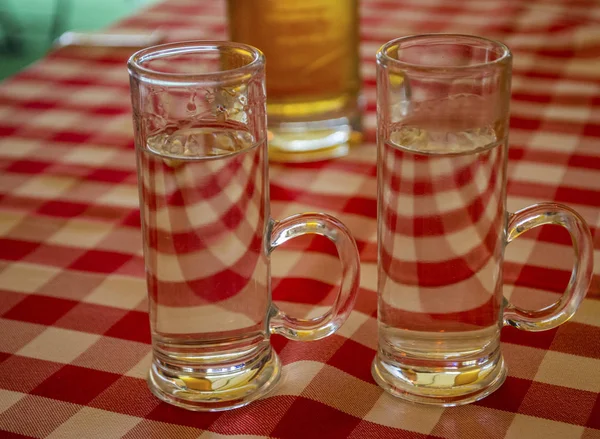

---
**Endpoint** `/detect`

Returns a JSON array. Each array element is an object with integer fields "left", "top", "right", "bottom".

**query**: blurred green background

[{"left": 0, "top": 0, "right": 159, "bottom": 80}]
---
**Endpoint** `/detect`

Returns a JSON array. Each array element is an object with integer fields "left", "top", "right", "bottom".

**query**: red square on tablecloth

[
  {"left": 5, "top": 159, "right": 51, "bottom": 175},
  {"left": 0, "top": 290, "right": 27, "bottom": 315},
  {"left": 474, "top": 376, "right": 533, "bottom": 412},
  {"left": 146, "top": 402, "right": 222, "bottom": 429},
  {"left": 104, "top": 310, "right": 151, "bottom": 344},
  {"left": 0, "top": 432, "right": 37, "bottom": 439},
  {"left": 349, "top": 421, "right": 429, "bottom": 439},
  {"left": 37, "top": 269, "right": 106, "bottom": 301},
  {"left": 278, "top": 333, "right": 346, "bottom": 365},
  {"left": 302, "top": 365, "right": 382, "bottom": 419},
  {"left": 87, "top": 168, "right": 134, "bottom": 184},
  {"left": 0, "top": 356, "right": 62, "bottom": 393},
  {"left": 519, "top": 381, "right": 597, "bottom": 426},
  {"left": 210, "top": 395, "right": 294, "bottom": 436},
  {"left": 0, "top": 394, "right": 81, "bottom": 438},
  {"left": 500, "top": 326, "right": 558, "bottom": 350},
  {"left": 587, "top": 395, "right": 600, "bottom": 429},
  {"left": 3, "top": 295, "right": 77, "bottom": 326},
  {"left": 24, "top": 244, "right": 85, "bottom": 268},
  {"left": 37, "top": 200, "right": 89, "bottom": 218},
  {"left": 122, "top": 419, "right": 202, "bottom": 439},
  {"left": 273, "top": 397, "right": 362, "bottom": 439},
  {"left": 121, "top": 210, "right": 141, "bottom": 228},
  {"left": 31, "top": 364, "right": 121, "bottom": 405},
  {"left": 0, "top": 352, "right": 10, "bottom": 364},
  {"left": 89, "top": 376, "right": 159, "bottom": 417},
  {"left": 54, "top": 302, "right": 128, "bottom": 335},
  {"left": 0, "top": 238, "right": 39, "bottom": 261},
  {"left": 0, "top": 319, "right": 46, "bottom": 354},
  {"left": 328, "top": 338, "right": 377, "bottom": 383},
  {"left": 72, "top": 337, "right": 149, "bottom": 375},
  {"left": 51, "top": 130, "right": 92, "bottom": 144},
  {"left": 69, "top": 249, "right": 132, "bottom": 273},
  {"left": 550, "top": 322, "right": 600, "bottom": 359}
]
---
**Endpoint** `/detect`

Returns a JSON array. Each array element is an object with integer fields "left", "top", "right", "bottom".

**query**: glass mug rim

[
  {"left": 377, "top": 33, "right": 512, "bottom": 72},
  {"left": 127, "top": 40, "right": 265, "bottom": 85}
]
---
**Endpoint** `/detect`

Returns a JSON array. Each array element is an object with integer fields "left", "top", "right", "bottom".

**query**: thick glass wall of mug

[
  {"left": 128, "top": 41, "right": 361, "bottom": 411},
  {"left": 373, "top": 35, "right": 593, "bottom": 406},
  {"left": 375, "top": 36, "right": 511, "bottom": 404},
  {"left": 129, "top": 43, "right": 274, "bottom": 410}
]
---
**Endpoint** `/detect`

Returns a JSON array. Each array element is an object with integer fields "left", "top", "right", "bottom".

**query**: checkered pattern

[
  {"left": 139, "top": 132, "right": 269, "bottom": 335},
  {"left": 378, "top": 132, "right": 507, "bottom": 332},
  {"left": 0, "top": 0, "right": 598, "bottom": 437}
]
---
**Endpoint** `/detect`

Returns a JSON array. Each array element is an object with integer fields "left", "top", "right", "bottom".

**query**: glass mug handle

[
  {"left": 267, "top": 213, "right": 360, "bottom": 341},
  {"left": 504, "top": 203, "right": 594, "bottom": 331}
]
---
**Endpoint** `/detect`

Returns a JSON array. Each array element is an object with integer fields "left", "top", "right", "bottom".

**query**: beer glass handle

[
  {"left": 268, "top": 213, "right": 360, "bottom": 341},
  {"left": 503, "top": 203, "right": 593, "bottom": 331}
]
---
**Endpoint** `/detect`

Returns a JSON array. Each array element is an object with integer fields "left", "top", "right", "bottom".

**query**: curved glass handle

[
  {"left": 503, "top": 203, "right": 593, "bottom": 331},
  {"left": 268, "top": 213, "right": 360, "bottom": 341}
]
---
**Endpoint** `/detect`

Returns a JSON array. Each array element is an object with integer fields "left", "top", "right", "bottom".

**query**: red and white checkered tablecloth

[{"left": 0, "top": 0, "right": 598, "bottom": 437}]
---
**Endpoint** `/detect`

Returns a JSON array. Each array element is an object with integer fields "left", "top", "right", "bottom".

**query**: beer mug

[
  {"left": 128, "top": 41, "right": 360, "bottom": 411},
  {"left": 372, "top": 34, "right": 594, "bottom": 406}
]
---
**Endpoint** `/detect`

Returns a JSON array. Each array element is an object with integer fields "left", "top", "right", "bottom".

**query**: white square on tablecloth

[
  {"left": 48, "top": 219, "right": 115, "bottom": 249},
  {"left": 359, "top": 261, "right": 377, "bottom": 292},
  {"left": 62, "top": 146, "right": 119, "bottom": 166},
  {"left": 0, "top": 262, "right": 59, "bottom": 294},
  {"left": 528, "top": 132, "right": 580, "bottom": 153},
  {"left": 0, "top": 389, "right": 26, "bottom": 415},
  {"left": 545, "top": 104, "right": 592, "bottom": 124},
  {"left": 0, "top": 138, "right": 42, "bottom": 159},
  {"left": 84, "top": 275, "right": 147, "bottom": 310},
  {"left": 510, "top": 162, "right": 567, "bottom": 185},
  {"left": 31, "top": 110, "right": 82, "bottom": 130},
  {"left": 554, "top": 79, "right": 599, "bottom": 96},
  {"left": 17, "top": 327, "right": 100, "bottom": 364},
  {"left": 311, "top": 170, "right": 365, "bottom": 196},
  {"left": 66, "top": 87, "right": 125, "bottom": 107},
  {"left": 364, "top": 391, "right": 445, "bottom": 434},
  {"left": 46, "top": 407, "right": 142, "bottom": 439},
  {"left": 336, "top": 309, "right": 370, "bottom": 340},
  {"left": 96, "top": 184, "right": 140, "bottom": 208},
  {"left": 535, "top": 351, "right": 600, "bottom": 393},
  {"left": 0, "top": 211, "right": 27, "bottom": 236},
  {"left": 572, "top": 298, "right": 600, "bottom": 327},
  {"left": 124, "top": 351, "right": 153, "bottom": 379},
  {"left": 505, "top": 414, "right": 584, "bottom": 439},
  {"left": 270, "top": 360, "right": 324, "bottom": 398},
  {"left": 13, "top": 175, "right": 78, "bottom": 199}
]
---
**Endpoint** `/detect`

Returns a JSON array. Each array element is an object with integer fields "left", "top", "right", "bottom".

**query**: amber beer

[{"left": 227, "top": 0, "right": 361, "bottom": 161}]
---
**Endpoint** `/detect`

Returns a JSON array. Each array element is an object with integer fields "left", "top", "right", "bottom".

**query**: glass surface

[
  {"left": 128, "top": 41, "right": 360, "bottom": 411},
  {"left": 373, "top": 34, "right": 593, "bottom": 406}
]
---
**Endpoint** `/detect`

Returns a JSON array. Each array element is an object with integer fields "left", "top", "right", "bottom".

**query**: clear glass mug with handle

[
  {"left": 128, "top": 41, "right": 360, "bottom": 411},
  {"left": 373, "top": 34, "right": 594, "bottom": 406}
]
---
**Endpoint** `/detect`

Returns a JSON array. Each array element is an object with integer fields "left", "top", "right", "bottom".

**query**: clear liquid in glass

[
  {"left": 373, "top": 105, "right": 509, "bottom": 404},
  {"left": 138, "top": 121, "right": 279, "bottom": 410}
]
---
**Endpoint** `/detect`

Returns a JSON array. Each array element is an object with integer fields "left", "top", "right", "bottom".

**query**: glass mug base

[
  {"left": 147, "top": 347, "right": 281, "bottom": 412},
  {"left": 371, "top": 351, "right": 507, "bottom": 407},
  {"left": 267, "top": 114, "right": 362, "bottom": 163}
]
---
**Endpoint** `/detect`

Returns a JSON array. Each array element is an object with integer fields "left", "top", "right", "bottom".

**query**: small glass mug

[
  {"left": 373, "top": 34, "right": 594, "bottom": 406},
  {"left": 128, "top": 41, "right": 360, "bottom": 411}
]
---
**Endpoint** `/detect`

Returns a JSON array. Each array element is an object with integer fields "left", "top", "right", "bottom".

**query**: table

[{"left": 0, "top": 0, "right": 598, "bottom": 437}]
